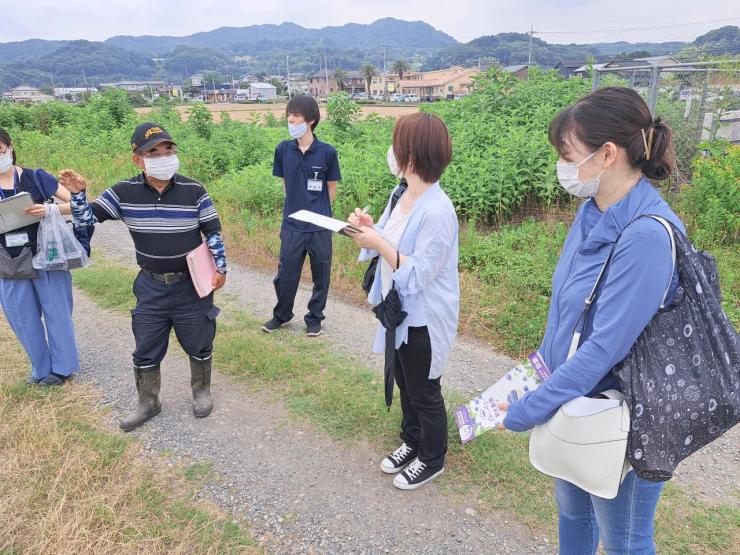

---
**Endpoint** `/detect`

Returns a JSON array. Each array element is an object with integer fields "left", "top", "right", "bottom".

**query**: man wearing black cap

[{"left": 58, "top": 122, "right": 228, "bottom": 431}]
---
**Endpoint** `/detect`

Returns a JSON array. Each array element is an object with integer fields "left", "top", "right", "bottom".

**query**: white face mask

[
  {"left": 143, "top": 154, "right": 179, "bottom": 181},
  {"left": 288, "top": 122, "right": 308, "bottom": 139},
  {"left": 387, "top": 146, "right": 403, "bottom": 179},
  {"left": 556, "top": 149, "right": 605, "bottom": 198},
  {"left": 0, "top": 150, "right": 13, "bottom": 173}
]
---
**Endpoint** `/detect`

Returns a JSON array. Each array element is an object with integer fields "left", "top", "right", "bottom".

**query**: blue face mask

[{"left": 288, "top": 122, "right": 308, "bottom": 139}]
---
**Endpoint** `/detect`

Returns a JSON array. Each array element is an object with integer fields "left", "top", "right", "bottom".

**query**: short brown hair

[{"left": 393, "top": 112, "right": 452, "bottom": 184}]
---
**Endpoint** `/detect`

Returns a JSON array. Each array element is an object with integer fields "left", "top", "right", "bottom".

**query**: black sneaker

[
  {"left": 38, "top": 373, "right": 71, "bottom": 387},
  {"left": 393, "top": 458, "right": 444, "bottom": 490},
  {"left": 262, "top": 317, "right": 290, "bottom": 333},
  {"left": 380, "top": 442, "right": 417, "bottom": 474},
  {"left": 306, "top": 323, "right": 323, "bottom": 337}
]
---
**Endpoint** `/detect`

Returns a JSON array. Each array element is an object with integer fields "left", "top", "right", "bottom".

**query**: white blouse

[{"left": 379, "top": 203, "right": 411, "bottom": 297}]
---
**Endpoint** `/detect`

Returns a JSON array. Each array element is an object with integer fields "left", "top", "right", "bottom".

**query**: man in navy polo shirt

[
  {"left": 262, "top": 95, "right": 341, "bottom": 336},
  {"left": 58, "top": 123, "right": 228, "bottom": 431}
]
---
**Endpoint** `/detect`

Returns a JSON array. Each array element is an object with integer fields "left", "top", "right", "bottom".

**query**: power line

[{"left": 536, "top": 17, "right": 740, "bottom": 35}]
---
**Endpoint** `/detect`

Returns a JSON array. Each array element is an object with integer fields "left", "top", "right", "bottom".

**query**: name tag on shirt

[
  {"left": 307, "top": 179, "right": 323, "bottom": 192},
  {"left": 5, "top": 232, "right": 29, "bottom": 248}
]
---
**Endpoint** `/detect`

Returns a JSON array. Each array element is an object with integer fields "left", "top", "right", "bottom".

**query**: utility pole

[
  {"left": 324, "top": 52, "right": 329, "bottom": 97},
  {"left": 383, "top": 46, "right": 386, "bottom": 74},
  {"left": 286, "top": 55, "right": 292, "bottom": 99},
  {"left": 527, "top": 25, "right": 534, "bottom": 67}
]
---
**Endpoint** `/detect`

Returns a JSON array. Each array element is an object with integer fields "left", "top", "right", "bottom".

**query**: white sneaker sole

[
  {"left": 306, "top": 329, "right": 323, "bottom": 337},
  {"left": 393, "top": 467, "right": 444, "bottom": 490},
  {"left": 380, "top": 459, "right": 409, "bottom": 474},
  {"left": 261, "top": 321, "right": 291, "bottom": 333}
]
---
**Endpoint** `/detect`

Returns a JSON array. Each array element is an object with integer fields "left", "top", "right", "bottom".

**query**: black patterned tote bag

[{"left": 614, "top": 216, "right": 740, "bottom": 481}]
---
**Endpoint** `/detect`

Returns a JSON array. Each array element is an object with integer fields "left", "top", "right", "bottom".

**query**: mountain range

[{"left": 0, "top": 18, "right": 737, "bottom": 89}]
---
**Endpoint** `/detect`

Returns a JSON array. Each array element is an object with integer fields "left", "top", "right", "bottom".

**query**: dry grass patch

[{"left": 0, "top": 321, "right": 257, "bottom": 555}]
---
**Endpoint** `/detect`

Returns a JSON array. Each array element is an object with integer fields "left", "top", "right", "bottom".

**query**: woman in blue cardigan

[
  {"left": 348, "top": 113, "right": 459, "bottom": 490},
  {"left": 500, "top": 88, "right": 686, "bottom": 554}
]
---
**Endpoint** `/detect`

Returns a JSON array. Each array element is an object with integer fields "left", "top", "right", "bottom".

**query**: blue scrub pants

[{"left": 0, "top": 270, "right": 80, "bottom": 380}]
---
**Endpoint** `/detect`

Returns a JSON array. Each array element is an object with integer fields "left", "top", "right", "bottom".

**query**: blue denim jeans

[
  {"left": 555, "top": 471, "right": 664, "bottom": 554},
  {"left": 0, "top": 270, "right": 80, "bottom": 379}
]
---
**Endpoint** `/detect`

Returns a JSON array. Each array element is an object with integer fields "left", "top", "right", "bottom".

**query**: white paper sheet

[{"left": 288, "top": 210, "right": 360, "bottom": 234}]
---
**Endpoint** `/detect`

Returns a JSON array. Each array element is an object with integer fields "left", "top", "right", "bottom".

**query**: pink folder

[{"left": 186, "top": 241, "right": 217, "bottom": 298}]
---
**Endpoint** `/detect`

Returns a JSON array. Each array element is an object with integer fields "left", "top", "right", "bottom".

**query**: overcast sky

[{"left": 5, "top": 0, "right": 738, "bottom": 44}]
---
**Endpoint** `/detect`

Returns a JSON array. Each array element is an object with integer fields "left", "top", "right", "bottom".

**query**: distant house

[
  {"left": 203, "top": 83, "right": 237, "bottom": 103},
  {"left": 399, "top": 67, "right": 480, "bottom": 97},
  {"left": 9, "top": 86, "right": 53, "bottom": 103},
  {"left": 54, "top": 87, "right": 97, "bottom": 102},
  {"left": 287, "top": 74, "right": 309, "bottom": 95},
  {"left": 502, "top": 65, "right": 531, "bottom": 80},
  {"left": 308, "top": 71, "right": 365, "bottom": 97},
  {"left": 572, "top": 63, "right": 610, "bottom": 78},
  {"left": 308, "top": 74, "right": 337, "bottom": 97},
  {"left": 248, "top": 82, "right": 277, "bottom": 101},
  {"left": 369, "top": 66, "right": 480, "bottom": 98},
  {"left": 634, "top": 55, "right": 680, "bottom": 66},
  {"left": 554, "top": 61, "right": 585, "bottom": 79},
  {"left": 99, "top": 81, "right": 167, "bottom": 94},
  {"left": 190, "top": 74, "right": 204, "bottom": 87}
]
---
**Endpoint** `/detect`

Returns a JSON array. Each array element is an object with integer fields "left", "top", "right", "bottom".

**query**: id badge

[
  {"left": 307, "top": 179, "right": 323, "bottom": 192},
  {"left": 5, "top": 232, "right": 29, "bottom": 248}
]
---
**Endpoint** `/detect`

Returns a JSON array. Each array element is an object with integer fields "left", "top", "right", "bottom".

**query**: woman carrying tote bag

[
  {"left": 0, "top": 127, "right": 86, "bottom": 386},
  {"left": 498, "top": 88, "right": 686, "bottom": 554}
]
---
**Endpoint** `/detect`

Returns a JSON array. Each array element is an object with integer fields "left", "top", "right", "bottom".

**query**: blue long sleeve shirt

[
  {"left": 504, "top": 178, "right": 686, "bottom": 432},
  {"left": 359, "top": 182, "right": 460, "bottom": 379}
]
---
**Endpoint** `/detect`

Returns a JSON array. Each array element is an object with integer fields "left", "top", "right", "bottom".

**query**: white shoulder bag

[{"left": 529, "top": 216, "right": 676, "bottom": 499}]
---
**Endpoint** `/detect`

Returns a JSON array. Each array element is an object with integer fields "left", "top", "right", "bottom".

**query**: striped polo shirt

[{"left": 91, "top": 173, "right": 222, "bottom": 273}]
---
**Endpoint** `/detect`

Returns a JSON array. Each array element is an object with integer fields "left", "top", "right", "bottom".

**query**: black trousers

[
  {"left": 394, "top": 326, "right": 448, "bottom": 470},
  {"left": 131, "top": 271, "right": 219, "bottom": 369},
  {"left": 272, "top": 228, "right": 332, "bottom": 327}
]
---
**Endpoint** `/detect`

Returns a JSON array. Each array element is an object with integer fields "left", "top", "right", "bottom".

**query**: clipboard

[
  {"left": 288, "top": 210, "right": 362, "bottom": 236},
  {"left": 186, "top": 241, "right": 217, "bottom": 298},
  {"left": 0, "top": 192, "right": 41, "bottom": 234}
]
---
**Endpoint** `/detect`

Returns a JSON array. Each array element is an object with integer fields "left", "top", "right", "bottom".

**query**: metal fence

[{"left": 592, "top": 60, "right": 740, "bottom": 182}]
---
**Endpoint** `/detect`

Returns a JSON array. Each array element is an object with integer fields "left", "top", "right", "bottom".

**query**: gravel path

[
  {"left": 73, "top": 292, "right": 551, "bottom": 554},
  {"left": 89, "top": 222, "right": 739, "bottom": 509}
]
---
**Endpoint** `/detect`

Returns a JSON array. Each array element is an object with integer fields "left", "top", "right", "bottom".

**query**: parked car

[
  {"left": 353, "top": 92, "right": 369, "bottom": 101},
  {"left": 404, "top": 94, "right": 420, "bottom": 103},
  {"left": 390, "top": 93, "right": 406, "bottom": 102},
  {"left": 372, "top": 94, "right": 385, "bottom": 101},
  {"left": 421, "top": 95, "right": 441, "bottom": 102},
  {"left": 453, "top": 93, "right": 468, "bottom": 100}
]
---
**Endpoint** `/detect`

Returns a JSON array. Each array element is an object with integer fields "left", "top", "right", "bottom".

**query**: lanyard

[{"left": 0, "top": 168, "right": 19, "bottom": 199}]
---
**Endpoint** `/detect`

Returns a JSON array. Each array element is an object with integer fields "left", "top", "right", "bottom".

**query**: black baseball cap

[{"left": 131, "top": 122, "right": 177, "bottom": 154}]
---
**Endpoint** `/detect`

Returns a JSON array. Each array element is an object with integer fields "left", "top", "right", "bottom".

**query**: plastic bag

[{"left": 32, "top": 203, "right": 90, "bottom": 271}]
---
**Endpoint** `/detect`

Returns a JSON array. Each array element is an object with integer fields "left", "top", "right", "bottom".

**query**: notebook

[
  {"left": 0, "top": 192, "right": 41, "bottom": 234},
  {"left": 186, "top": 241, "right": 217, "bottom": 298}
]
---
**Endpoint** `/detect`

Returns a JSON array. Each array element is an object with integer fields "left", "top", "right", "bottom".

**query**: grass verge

[
  {"left": 0, "top": 313, "right": 256, "bottom": 553},
  {"left": 73, "top": 256, "right": 740, "bottom": 554}
]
